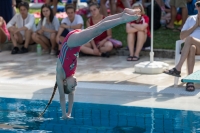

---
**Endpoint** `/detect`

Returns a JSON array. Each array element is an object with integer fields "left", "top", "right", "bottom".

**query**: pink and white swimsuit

[{"left": 58, "top": 29, "right": 82, "bottom": 77}]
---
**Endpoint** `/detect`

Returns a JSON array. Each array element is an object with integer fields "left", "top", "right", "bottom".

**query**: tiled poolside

[{"left": 1, "top": 51, "right": 200, "bottom": 132}]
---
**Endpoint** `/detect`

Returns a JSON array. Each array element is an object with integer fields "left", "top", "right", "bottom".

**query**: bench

[{"left": 181, "top": 70, "right": 200, "bottom": 84}]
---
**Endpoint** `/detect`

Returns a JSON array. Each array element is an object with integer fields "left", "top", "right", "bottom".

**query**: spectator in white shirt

[
  {"left": 164, "top": 0, "right": 200, "bottom": 92},
  {"left": 56, "top": 4, "right": 84, "bottom": 51},
  {"left": 32, "top": 4, "right": 60, "bottom": 55},
  {"left": 7, "top": 1, "right": 36, "bottom": 54}
]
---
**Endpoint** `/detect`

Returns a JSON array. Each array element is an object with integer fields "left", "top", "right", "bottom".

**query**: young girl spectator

[
  {"left": 80, "top": 3, "right": 113, "bottom": 57},
  {"left": 32, "top": 4, "right": 60, "bottom": 55},
  {"left": 7, "top": 1, "right": 36, "bottom": 54},
  {"left": 126, "top": 3, "right": 150, "bottom": 61},
  {"left": 0, "top": 17, "right": 10, "bottom": 44}
]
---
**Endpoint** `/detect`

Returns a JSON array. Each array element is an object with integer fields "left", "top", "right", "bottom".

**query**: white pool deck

[{"left": 1, "top": 51, "right": 200, "bottom": 112}]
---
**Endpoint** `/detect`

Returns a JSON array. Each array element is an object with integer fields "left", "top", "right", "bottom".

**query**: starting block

[{"left": 181, "top": 70, "right": 200, "bottom": 83}]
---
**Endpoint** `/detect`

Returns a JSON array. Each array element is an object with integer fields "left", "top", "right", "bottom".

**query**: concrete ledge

[
  {"left": 114, "top": 47, "right": 175, "bottom": 58},
  {"left": 0, "top": 42, "right": 175, "bottom": 58}
]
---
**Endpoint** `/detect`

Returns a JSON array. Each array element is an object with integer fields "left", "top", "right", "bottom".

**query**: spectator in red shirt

[
  {"left": 80, "top": 3, "right": 113, "bottom": 57},
  {"left": 126, "top": 3, "right": 150, "bottom": 61}
]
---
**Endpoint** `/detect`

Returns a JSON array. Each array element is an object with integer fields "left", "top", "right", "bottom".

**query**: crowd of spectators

[
  {"left": 1, "top": 0, "right": 200, "bottom": 91},
  {"left": 0, "top": 0, "right": 199, "bottom": 55}
]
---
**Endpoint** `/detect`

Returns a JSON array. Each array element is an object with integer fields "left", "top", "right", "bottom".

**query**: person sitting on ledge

[
  {"left": 80, "top": 3, "right": 113, "bottom": 58},
  {"left": 7, "top": 1, "right": 36, "bottom": 54}
]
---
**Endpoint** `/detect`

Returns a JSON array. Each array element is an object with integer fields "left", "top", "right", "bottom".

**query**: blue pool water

[{"left": 0, "top": 97, "right": 200, "bottom": 133}]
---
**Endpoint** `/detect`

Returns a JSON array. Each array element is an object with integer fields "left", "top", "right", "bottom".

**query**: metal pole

[{"left": 150, "top": 0, "right": 154, "bottom": 63}]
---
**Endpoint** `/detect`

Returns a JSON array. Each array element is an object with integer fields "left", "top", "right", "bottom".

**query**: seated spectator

[
  {"left": 7, "top": 1, "right": 36, "bottom": 54},
  {"left": 116, "top": 0, "right": 135, "bottom": 13},
  {"left": 56, "top": 4, "right": 84, "bottom": 50},
  {"left": 164, "top": 0, "right": 200, "bottom": 92},
  {"left": 80, "top": 3, "right": 113, "bottom": 57},
  {"left": 0, "top": 16, "right": 10, "bottom": 44},
  {"left": 126, "top": 3, "right": 150, "bottom": 61},
  {"left": 32, "top": 4, "right": 60, "bottom": 55}
]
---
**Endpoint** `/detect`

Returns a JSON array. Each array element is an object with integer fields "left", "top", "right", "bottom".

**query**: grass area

[{"left": 28, "top": 8, "right": 180, "bottom": 50}]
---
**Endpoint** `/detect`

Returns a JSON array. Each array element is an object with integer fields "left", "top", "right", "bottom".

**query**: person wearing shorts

[
  {"left": 166, "top": 0, "right": 188, "bottom": 31},
  {"left": 56, "top": 4, "right": 84, "bottom": 51}
]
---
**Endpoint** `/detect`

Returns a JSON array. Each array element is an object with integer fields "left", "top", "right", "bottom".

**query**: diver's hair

[{"left": 39, "top": 82, "right": 57, "bottom": 117}]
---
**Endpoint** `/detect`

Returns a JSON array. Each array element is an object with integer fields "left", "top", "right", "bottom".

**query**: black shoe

[
  {"left": 18, "top": 46, "right": 28, "bottom": 54},
  {"left": 11, "top": 47, "right": 19, "bottom": 54},
  {"left": 101, "top": 52, "right": 110, "bottom": 58}
]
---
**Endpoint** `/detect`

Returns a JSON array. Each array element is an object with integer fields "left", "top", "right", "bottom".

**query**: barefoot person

[{"left": 55, "top": 8, "right": 140, "bottom": 119}]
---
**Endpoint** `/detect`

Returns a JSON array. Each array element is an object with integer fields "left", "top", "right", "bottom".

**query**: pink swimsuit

[
  {"left": 1, "top": 21, "right": 10, "bottom": 40},
  {"left": 58, "top": 29, "right": 82, "bottom": 77}
]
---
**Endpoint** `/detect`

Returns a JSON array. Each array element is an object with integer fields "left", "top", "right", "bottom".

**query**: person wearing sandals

[
  {"left": 80, "top": 3, "right": 113, "bottom": 58},
  {"left": 0, "top": 17, "right": 10, "bottom": 45},
  {"left": 126, "top": 3, "right": 150, "bottom": 61},
  {"left": 7, "top": 1, "right": 36, "bottom": 54},
  {"left": 32, "top": 4, "right": 60, "bottom": 55},
  {"left": 164, "top": 0, "right": 200, "bottom": 92}
]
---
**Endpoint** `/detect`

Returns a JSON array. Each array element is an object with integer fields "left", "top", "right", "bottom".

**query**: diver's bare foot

[
  {"left": 122, "top": 13, "right": 139, "bottom": 22},
  {"left": 124, "top": 8, "right": 140, "bottom": 15},
  {"left": 62, "top": 113, "right": 73, "bottom": 119}
]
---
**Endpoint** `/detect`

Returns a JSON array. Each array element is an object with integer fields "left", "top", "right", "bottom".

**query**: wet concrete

[{"left": 1, "top": 51, "right": 200, "bottom": 111}]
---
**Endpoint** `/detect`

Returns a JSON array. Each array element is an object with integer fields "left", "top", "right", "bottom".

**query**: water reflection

[{"left": 0, "top": 97, "right": 200, "bottom": 133}]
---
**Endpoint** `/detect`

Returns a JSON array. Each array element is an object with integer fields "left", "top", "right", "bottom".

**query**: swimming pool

[{"left": 0, "top": 97, "right": 200, "bottom": 133}]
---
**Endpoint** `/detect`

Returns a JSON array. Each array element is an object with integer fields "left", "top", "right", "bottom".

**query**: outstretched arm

[
  {"left": 56, "top": 59, "right": 68, "bottom": 119},
  {"left": 67, "top": 8, "right": 140, "bottom": 48}
]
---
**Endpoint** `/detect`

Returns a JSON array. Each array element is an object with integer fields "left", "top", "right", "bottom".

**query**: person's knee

[
  {"left": 32, "top": 33, "right": 37, "bottom": 40},
  {"left": 185, "top": 36, "right": 193, "bottom": 43},
  {"left": 25, "top": 29, "right": 32, "bottom": 34},
  {"left": 80, "top": 46, "right": 85, "bottom": 51},
  {"left": 137, "top": 30, "right": 145, "bottom": 35},
  {"left": 50, "top": 33, "right": 57, "bottom": 40},
  {"left": 189, "top": 45, "right": 196, "bottom": 55},
  {"left": 106, "top": 41, "right": 113, "bottom": 51}
]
